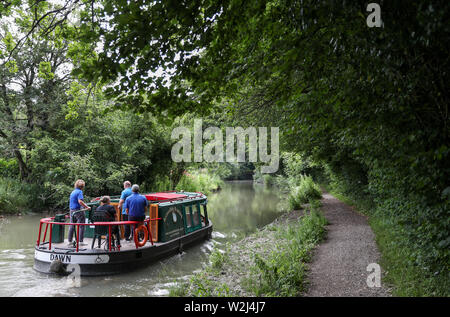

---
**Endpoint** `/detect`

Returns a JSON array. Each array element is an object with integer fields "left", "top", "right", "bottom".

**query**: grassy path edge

[{"left": 169, "top": 202, "right": 327, "bottom": 297}]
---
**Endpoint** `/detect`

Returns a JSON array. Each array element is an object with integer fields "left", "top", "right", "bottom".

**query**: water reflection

[
  {"left": 0, "top": 181, "right": 281, "bottom": 297},
  {"left": 207, "top": 181, "right": 281, "bottom": 239}
]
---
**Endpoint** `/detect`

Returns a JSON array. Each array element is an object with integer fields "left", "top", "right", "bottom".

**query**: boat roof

[
  {"left": 90, "top": 191, "right": 206, "bottom": 205},
  {"left": 144, "top": 193, "right": 187, "bottom": 201}
]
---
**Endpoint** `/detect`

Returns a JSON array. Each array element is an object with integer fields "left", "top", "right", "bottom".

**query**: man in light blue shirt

[
  {"left": 118, "top": 181, "right": 133, "bottom": 241},
  {"left": 68, "top": 179, "right": 91, "bottom": 246}
]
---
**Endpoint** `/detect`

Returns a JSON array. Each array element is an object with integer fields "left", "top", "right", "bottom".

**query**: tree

[
  {"left": 0, "top": 2, "right": 74, "bottom": 179},
  {"left": 69, "top": 0, "right": 448, "bottom": 271},
  {"left": 1, "top": 0, "right": 448, "bottom": 271}
]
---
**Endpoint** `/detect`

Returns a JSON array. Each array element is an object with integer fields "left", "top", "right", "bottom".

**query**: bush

[
  {"left": 175, "top": 170, "right": 223, "bottom": 194},
  {"left": 288, "top": 175, "right": 322, "bottom": 210},
  {"left": 262, "top": 174, "right": 275, "bottom": 187},
  {"left": 281, "top": 152, "right": 325, "bottom": 185},
  {"left": 249, "top": 209, "right": 327, "bottom": 296},
  {"left": 169, "top": 245, "right": 232, "bottom": 297},
  {"left": 0, "top": 158, "right": 19, "bottom": 178},
  {"left": 0, "top": 177, "right": 41, "bottom": 214},
  {"left": 150, "top": 175, "right": 172, "bottom": 192},
  {"left": 210, "top": 244, "right": 231, "bottom": 271}
]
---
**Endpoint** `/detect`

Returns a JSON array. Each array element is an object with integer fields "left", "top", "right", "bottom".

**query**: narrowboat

[{"left": 33, "top": 191, "right": 212, "bottom": 276}]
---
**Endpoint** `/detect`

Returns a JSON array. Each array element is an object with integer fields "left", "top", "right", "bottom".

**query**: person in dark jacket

[{"left": 94, "top": 196, "right": 121, "bottom": 248}]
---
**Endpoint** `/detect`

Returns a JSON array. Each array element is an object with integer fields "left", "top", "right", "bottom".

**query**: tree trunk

[{"left": 13, "top": 149, "right": 30, "bottom": 181}]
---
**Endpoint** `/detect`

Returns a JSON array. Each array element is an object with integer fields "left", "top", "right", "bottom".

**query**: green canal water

[{"left": 0, "top": 181, "right": 282, "bottom": 297}]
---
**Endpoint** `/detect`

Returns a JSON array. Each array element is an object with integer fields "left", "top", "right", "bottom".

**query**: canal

[{"left": 0, "top": 181, "right": 281, "bottom": 296}]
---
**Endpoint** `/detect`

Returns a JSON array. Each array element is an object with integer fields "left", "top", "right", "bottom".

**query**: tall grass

[
  {"left": 168, "top": 245, "right": 232, "bottom": 297},
  {"left": 288, "top": 175, "right": 322, "bottom": 210},
  {"left": 170, "top": 205, "right": 328, "bottom": 297},
  {"left": 246, "top": 209, "right": 327, "bottom": 296}
]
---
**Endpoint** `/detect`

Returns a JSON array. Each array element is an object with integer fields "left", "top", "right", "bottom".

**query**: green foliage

[
  {"left": 326, "top": 182, "right": 449, "bottom": 297},
  {"left": 175, "top": 170, "right": 223, "bottom": 195},
  {"left": 209, "top": 0, "right": 450, "bottom": 288},
  {"left": 25, "top": 105, "right": 177, "bottom": 209},
  {"left": 247, "top": 210, "right": 327, "bottom": 296},
  {"left": 210, "top": 244, "right": 231, "bottom": 271},
  {"left": 169, "top": 245, "right": 232, "bottom": 297},
  {"left": 370, "top": 213, "right": 450, "bottom": 297},
  {"left": 5, "top": 60, "right": 18, "bottom": 73},
  {"left": 254, "top": 151, "right": 323, "bottom": 210},
  {"left": 0, "top": 1, "right": 77, "bottom": 181},
  {"left": 168, "top": 281, "right": 189, "bottom": 297},
  {"left": 252, "top": 252, "right": 307, "bottom": 297},
  {"left": 0, "top": 177, "right": 40, "bottom": 214},
  {"left": 64, "top": 81, "right": 87, "bottom": 120},
  {"left": 322, "top": 160, "right": 450, "bottom": 288},
  {"left": 288, "top": 175, "right": 322, "bottom": 210},
  {"left": 0, "top": 158, "right": 18, "bottom": 178},
  {"left": 185, "top": 273, "right": 232, "bottom": 297},
  {"left": 261, "top": 174, "right": 275, "bottom": 187},
  {"left": 151, "top": 175, "right": 172, "bottom": 193},
  {"left": 281, "top": 152, "right": 324, "bottom": 185},
  {"left": 224, "top": 162, "right": 255, "bottom": 181},
  {"left": 2, "top": 31, "right": 15, "bottom": 51},
  {"left": 1, "top": 1, "right": 448, "bottom": 294},
  {"left": 38, "top": 61, "right": 54, "bottom": 80},
  {"left": 171, "top": 204, "right": 327, "bottom": 297}
]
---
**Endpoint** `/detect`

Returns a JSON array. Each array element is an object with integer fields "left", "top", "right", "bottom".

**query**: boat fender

[
  {"left": 49, "top": 259, "right": 65, "bottom": 275},
  {"left": 134, "top": 225, "right": 148, "bottom": 247}
]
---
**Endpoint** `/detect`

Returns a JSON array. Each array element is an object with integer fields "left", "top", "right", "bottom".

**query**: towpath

[{"left": 304, "top": 192, "right": 391, "bottom": 296}]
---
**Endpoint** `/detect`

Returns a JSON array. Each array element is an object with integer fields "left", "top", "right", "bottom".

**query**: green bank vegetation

[
  {"left": 175, "top": 169, "right": 223, "bottom": 195},
  {"left": 169, "top": 167, "right": 326, "bottom": 297},
  {"left": 169, "top": 202, "right": 327, "bottom": 297},
  {"left": 324, "top": 182, "right": 450, "bottom": 296},
  {"left": 0, "top": 1, "right": 448, "bottom": 296}
]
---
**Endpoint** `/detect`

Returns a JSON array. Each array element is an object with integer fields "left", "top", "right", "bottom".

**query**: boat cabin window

[
  {"left": 186, "top": 206, "right": 192, "bottom": 228},
  {"left": 192, "top": 204, "right": 200, "bottom": 226}
]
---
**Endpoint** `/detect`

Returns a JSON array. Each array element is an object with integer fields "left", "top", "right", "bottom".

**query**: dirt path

[{"left": 304, "top": 192, "right": 391, "bottom": 297}]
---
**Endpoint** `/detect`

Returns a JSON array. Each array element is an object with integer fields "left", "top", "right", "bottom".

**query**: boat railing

[{"left": 36, "top": 212, "right": 161, "bottom": 252}]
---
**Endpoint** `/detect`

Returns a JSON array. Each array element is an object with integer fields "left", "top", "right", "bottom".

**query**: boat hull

[{"left": 34, "top": 221, "right": 213, "bottom": 276}]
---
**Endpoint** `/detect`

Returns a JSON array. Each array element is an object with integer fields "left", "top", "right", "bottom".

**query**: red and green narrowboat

[{"left": 33, "top": 191, "right": 212, "bottom": 276}]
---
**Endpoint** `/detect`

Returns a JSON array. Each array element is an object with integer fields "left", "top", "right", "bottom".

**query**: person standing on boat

[
  {"left": 68, "top": 179, "right": 91, "bottom": 246},
  {"left": 94, "top": 196, "right": 121, "bottom": 248},
  {"left": 124, "top": 184, "right": 148, "bottom": 240},
  {"left": 118, "top": 181, "right": 133, "bottom": 241}
]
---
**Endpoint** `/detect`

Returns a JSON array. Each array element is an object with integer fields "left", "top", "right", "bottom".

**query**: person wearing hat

[{"left": 124, "top": 184, "right": 148, "bottom": 240}]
